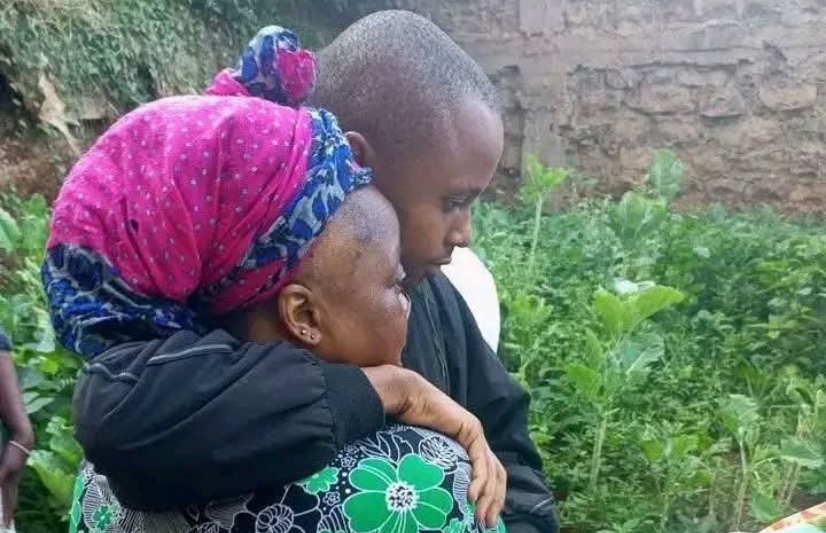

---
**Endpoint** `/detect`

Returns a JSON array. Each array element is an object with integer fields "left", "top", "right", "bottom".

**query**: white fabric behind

[{"left": 442, "top": 247, "right": 501, "bottom": 353}]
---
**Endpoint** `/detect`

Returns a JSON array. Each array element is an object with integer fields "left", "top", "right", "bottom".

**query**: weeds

[{"left": 479, "top": 151, "right": 826, "bottom": 533}]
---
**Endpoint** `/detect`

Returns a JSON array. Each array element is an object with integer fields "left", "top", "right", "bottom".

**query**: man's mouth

[
  {"left": 430, "top": 251, "right": 454, "bottom": 267},
  {"left": 423, "top": 258, "right": 452, "bottom": 277}
]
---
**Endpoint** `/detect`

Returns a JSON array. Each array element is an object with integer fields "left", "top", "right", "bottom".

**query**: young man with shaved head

[{"left": 65, "top": 11, "right": 560, "bottom": 533}]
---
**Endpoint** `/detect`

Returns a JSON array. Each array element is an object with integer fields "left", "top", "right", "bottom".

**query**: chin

[
  {"left": 402, "top": 269, "right": 428, "bottom": 289},
  {"left": 424, "top": 265, "right": 443, "bottom": 278}
]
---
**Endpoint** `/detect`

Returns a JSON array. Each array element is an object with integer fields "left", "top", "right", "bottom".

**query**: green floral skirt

[{"left": 68, "top": 425, "right": 506, "bottom": 533}]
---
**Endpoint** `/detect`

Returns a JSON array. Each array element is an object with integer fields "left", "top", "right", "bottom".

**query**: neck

[{"left": 224, "top": 306, "right": 290, "bottom": 344}]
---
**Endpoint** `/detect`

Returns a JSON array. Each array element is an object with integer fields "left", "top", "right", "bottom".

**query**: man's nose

[{"left": 447, "top": 214, "right": 472, "bottom": 248}]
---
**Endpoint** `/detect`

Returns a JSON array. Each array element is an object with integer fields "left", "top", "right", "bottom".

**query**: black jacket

[{"left": 73, "top": 272, "right": 559, "bottom": 533}]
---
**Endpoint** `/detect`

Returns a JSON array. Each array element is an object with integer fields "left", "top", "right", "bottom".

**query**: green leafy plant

[
  {"left": 567, "top": 283, "right": 684, "bottom": 491},
  {"left": 1, "top": 193, "right": 81, "bottom": 532},
  {"left": 520, "top": 155, "right": 570, "bottom": 282},
  {"left": 479, "top": 148, "right": 826, "bottom": 533},
  {"left": 644, "top": 148, "right": 685, "bottom": 203}
]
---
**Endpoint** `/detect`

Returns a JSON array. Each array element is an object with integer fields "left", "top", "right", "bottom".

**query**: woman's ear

[
  {"left": 345, "top": 131, "right": 376, "bottom": 168},
  {"left": 278, "top": 283, "right": 323, "bottom": 347}
]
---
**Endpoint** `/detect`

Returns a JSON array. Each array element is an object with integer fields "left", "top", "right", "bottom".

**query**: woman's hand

[
  {"left": 0, "top": 435, "right": 31, "bottom": 528},
  {"left": 362, "top": 366, "right": 507, "bottom": 528}
]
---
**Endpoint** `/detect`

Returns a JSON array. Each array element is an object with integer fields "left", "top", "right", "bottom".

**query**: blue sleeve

[{"left": 0, "top": 326, "right": 11, "bottom": 351}]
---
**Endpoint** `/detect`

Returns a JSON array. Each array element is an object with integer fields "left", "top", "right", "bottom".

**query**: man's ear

[
  {"left": 278, "top": 283, "right": 323, "bottom": 347},
  {"left": 345, "top": 131, "right": 376, "bottom": 168}
]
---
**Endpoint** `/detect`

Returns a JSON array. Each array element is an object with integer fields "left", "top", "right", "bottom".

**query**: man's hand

[{"left": 362, "top": 366, "right": 507, "bottom": 528}]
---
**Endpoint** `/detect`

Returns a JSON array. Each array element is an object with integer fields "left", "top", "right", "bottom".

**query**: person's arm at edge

[
  {"left": 431, "top": 274, "right": 560, "bottom": 533},
  {"left": 0, "top": 328, "right": 35, "bottom": 528},
  {"left": 0, "top": 331, "right": 33, "bottom": 451}
]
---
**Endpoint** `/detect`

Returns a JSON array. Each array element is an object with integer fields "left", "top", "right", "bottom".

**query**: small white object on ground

[{"left": 442, "top": 247, "right": 501, "bottom": 353}]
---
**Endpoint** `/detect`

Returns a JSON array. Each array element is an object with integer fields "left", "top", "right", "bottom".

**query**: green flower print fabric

[{"left": 68, "top": 425, "right": 506, "bottom": 533}]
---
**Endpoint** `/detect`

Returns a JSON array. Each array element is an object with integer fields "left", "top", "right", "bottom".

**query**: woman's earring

[
  {"left": 300, "top": 328, "right": 308, "bottom": 336},
  {"left": 310, "top": 333, "right": 317, "bottom": 341}
]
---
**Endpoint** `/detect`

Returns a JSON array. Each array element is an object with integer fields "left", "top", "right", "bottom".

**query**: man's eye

[{"left": 444, "top": 197, "right": 469, "bottom": 212}]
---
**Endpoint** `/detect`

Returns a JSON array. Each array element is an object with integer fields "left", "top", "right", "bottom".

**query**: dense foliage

[
  {"left": 2, "top": 150, "right": 824, "bottom": 533},
  {"left": 475, "top": 151, "right": 826, "bottom": 533},
  {"left": 0, "top": 0, "right": 344, "bottom": 111}
]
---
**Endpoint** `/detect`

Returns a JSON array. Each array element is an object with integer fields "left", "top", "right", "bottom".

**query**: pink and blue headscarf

[{"left": 42, "top": 27, "right": 371, "bottom": 358}]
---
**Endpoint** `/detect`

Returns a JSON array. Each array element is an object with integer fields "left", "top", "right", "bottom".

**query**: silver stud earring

[
  {"left": 300, "top": 328, "right": 307, "bottom": 336},
  {"left": 310, "top": 333, "right": 316, "bottom": 341}
]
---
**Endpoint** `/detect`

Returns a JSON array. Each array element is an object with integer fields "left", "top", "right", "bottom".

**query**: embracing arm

[
  {"left": 74, "top": 329, "right": 498, "bottom": 514},
  {"left": 431, "top": 275, "right": 560, "bottom": 533},
  {"left": 74, "top": 329, "right": 387, "bottom": 510}
]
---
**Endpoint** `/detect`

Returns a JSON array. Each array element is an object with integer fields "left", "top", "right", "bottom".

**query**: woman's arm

[{"left": 0, "top": 329, "right": 34, "bottom": 528}]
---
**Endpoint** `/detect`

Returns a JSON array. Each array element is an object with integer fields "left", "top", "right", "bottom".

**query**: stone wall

[{"left": 354, "top": 0, "right": 826, "bottom": 211}]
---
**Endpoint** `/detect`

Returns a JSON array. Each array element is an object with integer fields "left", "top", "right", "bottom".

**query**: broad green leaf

[
  {"left": 608, "top": 192, "right": 668, "bottom": 244},
  {"left": 670, "top": 434, "right": 698, "bottom": 460},
  {"left": 49, "top": 426, "right": 84, "bottom": 467},
  {"left": 18, "top": 366, "right": 45, "bottom": 390},
  {"left": 720, "top": 394, "right": 760, "bottom": 435},
  {"left": 0, "top": 206, "right": 21, "bottom": 252},
  {"left": 749, "top": 491, "right": 783, "bottom": 524},
  {"left": 28, "top": 450, "right": 77, "bottom": 503},
  {"left": 594, "top": 288, "right": 626, "bottom": 336},
  {"left": 618, "top": 333, "right": 664, "bottom": 379},
  {"left": 628, "top": 285, "right": 685, "bottom": 327},
  {"left": 641, "top": 438, "right": 664, "bottom": 463},
  {"left": 23, "top": 393, "right": 54, "bottom": 415},
  {"left": 565, "top": 363, "right": 602, "bottom": 404},
  {"left": 779, "top": 438, "right": 824, "bottom": 469},
  {"left": 646, "top": 148, "right": 685, "bottom": 201}
]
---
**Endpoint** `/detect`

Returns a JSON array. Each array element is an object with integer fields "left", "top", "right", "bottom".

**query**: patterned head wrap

[{"left": 43, "top": 27, "right": 371, "bottom": 358}]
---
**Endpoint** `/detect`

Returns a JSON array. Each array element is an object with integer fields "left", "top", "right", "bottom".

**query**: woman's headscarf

[{"left": 42, "top": 27, "right": 371, "bottom": 358}]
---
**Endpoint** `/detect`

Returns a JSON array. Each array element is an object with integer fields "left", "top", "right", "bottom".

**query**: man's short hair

[{"left": 310, "top": 10, "right": 501, "bottom": 156}]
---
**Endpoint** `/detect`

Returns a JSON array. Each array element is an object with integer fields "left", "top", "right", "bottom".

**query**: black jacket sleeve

[
  {"left": 73, "top": 329, "right": 385, "bottom": 511},
  {"left": 430, "top": 275, "right": 560, "bottom": 533}
]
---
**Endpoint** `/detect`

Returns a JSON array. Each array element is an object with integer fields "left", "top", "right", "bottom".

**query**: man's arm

[
  {"left": 73, "top": 327, "right": 503, "bottom": 516},
  {"left": 430, "top": 274, "right": 560, "bottom": 533},
  {"left": 74, "top": 329, "right": 387, "bottom": 510}
]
